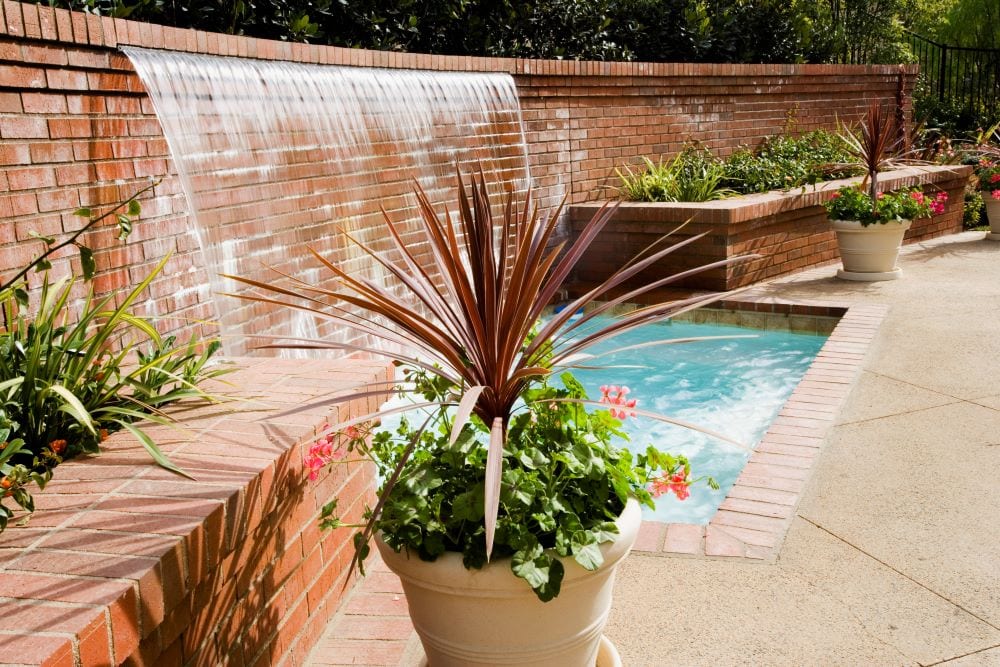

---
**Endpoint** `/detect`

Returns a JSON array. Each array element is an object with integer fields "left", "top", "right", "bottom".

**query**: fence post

[{"left": 938, "top": 44, "right": 948, "bottom": 101}]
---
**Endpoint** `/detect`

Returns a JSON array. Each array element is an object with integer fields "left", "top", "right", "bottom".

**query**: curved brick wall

[
  {"left": 0, "top": 0, "right": 915, "bottom": 347},
  {"left": 0, "top": 358, "right": 387, "bottom": 666}
]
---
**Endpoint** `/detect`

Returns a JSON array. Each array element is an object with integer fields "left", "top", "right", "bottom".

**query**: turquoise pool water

[{"left": 566, "top": 316, "right": 827, "bottom": 524}]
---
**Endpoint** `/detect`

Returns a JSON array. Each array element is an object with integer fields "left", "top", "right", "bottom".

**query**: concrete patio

[{"left": 307, "top": 230, "right": 1000, "bottom": 667}]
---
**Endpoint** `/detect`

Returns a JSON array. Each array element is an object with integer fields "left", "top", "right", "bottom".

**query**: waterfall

[{"left": 124, "top": 47, "right": 532, "bottom": 357}]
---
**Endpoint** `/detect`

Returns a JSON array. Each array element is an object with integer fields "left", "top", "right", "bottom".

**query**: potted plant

[
  {"left": 972, "top": 156, "right": 1000, "bottom": 240},
  {"left": 227, "top": 172, "right": 745, "bottom": 665},
  {"left": 828, "top": 101, "right": 948, "bottom": 281},
  {"left": 825, "top": 185, "right": 948, "bottom": 280}
]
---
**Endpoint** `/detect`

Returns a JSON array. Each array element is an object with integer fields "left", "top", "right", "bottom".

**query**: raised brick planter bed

[
  {"left": 569, "top": 165, "right": 971, "bottom": 291},
  {"left": 0, "top": 357, "right": 387, "bottom": 667}
]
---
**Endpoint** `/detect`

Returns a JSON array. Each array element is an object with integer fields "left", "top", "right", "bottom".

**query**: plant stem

[{"left": 0, "top": 180, "right": 159, "bottom": 294}]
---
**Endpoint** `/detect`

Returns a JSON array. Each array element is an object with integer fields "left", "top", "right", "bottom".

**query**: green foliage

[
  {"left": 937, "top": 0, "right": 1000, "bottom": 49},
  {"left": 236, "top": 170, "right": 742, "bottom": 601},
  {"left": 721, "top": 130, "right": 860, "bottom": 193},
  {"left": 0, "top": 259, "right": 229, "bottom": 529},
  {"left": 616, "top": 149, "right": 733, "bottom": 202},
  {"left": 618, "top": 130, "right": 860, "bottom": 203},
  {"left": 824, "top": 0, "right": 915, "bottom": 64},
  {"left": 361, "top": 369, "right": 691, "bottom": 601},
  {"left": 963, "top": 189, "right": 985, "bottom": 229},
  {"left": 38, "top": 0, "right": 921, "bottom": 64},
  {"left": 825, "top": 185, "right": 947, "bottom": 226},
  {"left": 611, "top": 0, "right": 832, "bottom": 64}
]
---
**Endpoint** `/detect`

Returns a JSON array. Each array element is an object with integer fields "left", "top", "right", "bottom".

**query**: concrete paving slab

[
  {"left": 608, "top": 518, "right": 999, "bottom": 666},
  {"left": 836, "top": 370, "right": 958, "bottom": 425},
  {"left": 853, "top": 312, "right": 1000, "bottom": 400},
  {"left": 797, "top": 401, "right": 1000, "bottom": 626}
]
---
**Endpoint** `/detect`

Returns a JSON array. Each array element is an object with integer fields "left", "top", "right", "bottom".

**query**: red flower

[{"left": 990, "top": 173, "right": 1000, "bottom": 184}]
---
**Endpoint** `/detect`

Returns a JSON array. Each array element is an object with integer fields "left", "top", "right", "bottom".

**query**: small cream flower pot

[
  {"left": 983, "top": 199, "right": 1000, "bottom": 241},
  {"left": 831, "top": 218, "right": 912, "bottom": 281},
  {"left": 376, "top": 498, "right": 640, "bottom": 667}
]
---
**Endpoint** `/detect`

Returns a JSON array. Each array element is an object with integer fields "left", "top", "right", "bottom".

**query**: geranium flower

[{"left": 599, "top": 384, "right": 637, "bottom": 419}]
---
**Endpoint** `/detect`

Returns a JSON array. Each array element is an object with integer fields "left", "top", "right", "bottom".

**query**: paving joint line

[
  {"left": 869, "top": 371, "right": 1000, "bottom": 412},
  {"left": 923, "top": 642, "right": 1000, "bottom": 666},
  {"left": 797, "top": 515, "right": 1000, "bottom": 633}
]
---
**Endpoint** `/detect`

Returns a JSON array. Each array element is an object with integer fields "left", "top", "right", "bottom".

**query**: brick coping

[
  {"left": 2, "top": 0, "right": 917, "bottom": 78},
  {"left": 569, "top": 165, "right": 971, "bottom": 225}
]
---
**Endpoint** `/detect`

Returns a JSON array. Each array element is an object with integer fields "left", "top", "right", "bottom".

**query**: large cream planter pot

[
  {"left": 831, "top": 218, "right": 912, "bottom": 281},
  {"left": 984, "top": 199, "right": 1000, "bottom": 240},
  {"left": 375, "top": 498, "right": 641, "bottom": 667}
]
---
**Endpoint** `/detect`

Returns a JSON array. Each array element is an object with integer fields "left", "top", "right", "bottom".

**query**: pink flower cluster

[
  {"left": 304, "top": 424, "right": 357, "bottom": 481},
  {"left": 910, "top": 190, "right": 949, "bottom": 215},
  {"left": 599, "top": 385, "right": 637, "bottom": 419},
  {"left": 649, "top": 472, "right": 690, "bottom": 501},
  {"left": 992, "top": 190, "right": 1000, "bottom": 200}
]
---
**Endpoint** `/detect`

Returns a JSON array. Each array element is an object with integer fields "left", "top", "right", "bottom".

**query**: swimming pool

[{"left": 567, "top": 316, "right": 827, "bottom": 524}]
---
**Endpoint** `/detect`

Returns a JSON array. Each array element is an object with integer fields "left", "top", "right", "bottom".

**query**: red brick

[
  {"left": 78, "top": 613, "right": 113, "bottom": 667},
  {"left": 21, "top": 92, "right": 69, "bottom": 114},
  {"left": 109, "top": 585, "right": 142, "bottom": 662},
  {"left": 45, "top": 68, "right": 90, "bottom": 90},
  {"left": 3, "top": 1, "right": 24, "bottom": 37},
  {"left": 7, "top": 166, "right": 56, "bottom": 190},
  {"left": 1, "top": 115, "right": 49, "bottom": 139},
  {"left": 0, "top": 65, "right": 46, "bottom": 88}
]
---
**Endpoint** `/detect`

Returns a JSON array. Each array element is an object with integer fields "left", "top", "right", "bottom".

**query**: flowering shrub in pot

[
  {"left": 972, "top": 157, "right": 1000, "bottom": 239},
  {"left": 228, "top": 172, "right": 745, "bottom": 665}
]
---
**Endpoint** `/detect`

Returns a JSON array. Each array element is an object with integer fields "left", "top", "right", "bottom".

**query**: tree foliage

[{"left": 41, "top": 0, "right": 934, "bottom": 64}]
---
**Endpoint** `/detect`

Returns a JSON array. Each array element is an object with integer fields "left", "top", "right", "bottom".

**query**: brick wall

[
  {"left": 0, "top": 0, "right": 916, "bottom": 352},
  {"left": 0, "top": 358, "right": 387, "bottom": 667},
  {"left": 568, "top": 166, "right": 971, "bottom": 292}
]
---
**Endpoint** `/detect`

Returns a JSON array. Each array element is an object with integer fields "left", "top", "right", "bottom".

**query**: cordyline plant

[
  {"left": 226, "top": 170, "right": 750, "bottom": 595},
  {"left": 838, "top": 99, "right": 906, "bottom": 212}
]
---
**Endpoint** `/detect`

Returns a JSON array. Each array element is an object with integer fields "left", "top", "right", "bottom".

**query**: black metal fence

[{"left": 906, "top": 30, "right": 1000, "bottom": 120}]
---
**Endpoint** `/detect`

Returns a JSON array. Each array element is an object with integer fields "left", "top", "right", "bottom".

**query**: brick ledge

[{"left": 0, "top": 356, "right": 387, "bottom": 666}]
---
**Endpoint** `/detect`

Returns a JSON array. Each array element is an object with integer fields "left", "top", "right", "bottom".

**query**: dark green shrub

[
  {"left": 964, "top": 189, "right": 986, "bottom": 229},
  {"left": 721, "top": 131, "right": 860, "bottom": 194}
]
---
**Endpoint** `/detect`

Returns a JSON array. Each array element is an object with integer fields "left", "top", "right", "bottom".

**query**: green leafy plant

[
  {"left": 720, "top": 130, "right": 861, "bottom": 193},
  {"left": 0, "top": 181, "right": 154, "bottom": 293},
  {"left": 228, "top": 171, "right": 748, "bottom": 600},
  {"left": 616, "top": 150, "right": 734, "bottom": 202},
  {"left": 618, "top": 131, "right": 861, "bottom": 203},
  {"left": 963, "top": 189, "right": 986, "bottom": 229}
]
